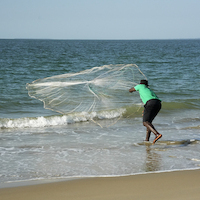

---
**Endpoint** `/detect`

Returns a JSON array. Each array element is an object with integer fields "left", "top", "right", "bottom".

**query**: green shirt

[{"left": 134, "top": 84, "right": 161, "bottom": 104}]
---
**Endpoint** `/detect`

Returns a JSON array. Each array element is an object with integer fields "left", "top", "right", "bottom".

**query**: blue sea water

[{"left": 0, "top": 39, "right": 200, "bottom": 186}]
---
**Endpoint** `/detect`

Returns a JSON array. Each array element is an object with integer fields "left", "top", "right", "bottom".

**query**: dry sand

[{"left": 1, "top": 169, "right": 200, "bottom": 200}]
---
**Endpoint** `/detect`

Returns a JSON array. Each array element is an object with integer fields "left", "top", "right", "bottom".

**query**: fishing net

[{"left": 26, "top": 64, "right": 147, "bottom": 125}]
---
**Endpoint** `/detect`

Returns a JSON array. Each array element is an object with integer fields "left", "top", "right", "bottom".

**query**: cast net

[{"left": 26, "top": 64, "right": 147, "bottom": 125}]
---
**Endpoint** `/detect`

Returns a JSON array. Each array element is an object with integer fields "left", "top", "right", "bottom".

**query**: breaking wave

[
  {"left": 0, "top": 108, "right": 126, "bottom": 129},
  {"left": 1, "top": 100, "right": 199, "bottom": 129}
]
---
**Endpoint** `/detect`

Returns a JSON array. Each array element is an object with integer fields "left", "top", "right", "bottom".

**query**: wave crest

[{"left": 0, "top": 108, "right": 126, "bottom": 129}]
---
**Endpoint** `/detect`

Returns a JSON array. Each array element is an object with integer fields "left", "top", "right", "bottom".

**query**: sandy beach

[{"left": 1, "top": 169, "right": 200, "bottom": 200}]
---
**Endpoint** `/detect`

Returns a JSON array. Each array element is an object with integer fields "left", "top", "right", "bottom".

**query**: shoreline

[
  {"left": 1, "top": 169, "right": 200, "bottom": 200},
  {"left": 1, "top": 168, "right": 199, "bottom": 189}
]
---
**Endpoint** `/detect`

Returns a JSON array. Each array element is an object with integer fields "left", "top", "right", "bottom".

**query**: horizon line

[{"left": 0, "top": 38, "right": 200, "bottom": 41}]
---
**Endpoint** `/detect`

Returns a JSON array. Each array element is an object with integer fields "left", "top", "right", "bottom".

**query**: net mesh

[{"left": 26, "top": 64, "right": 147, "bottom": 116}]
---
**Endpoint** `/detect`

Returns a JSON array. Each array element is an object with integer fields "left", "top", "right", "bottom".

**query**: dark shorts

[{"left": 143, "top": 99, "right": 161, "bottom": 123}]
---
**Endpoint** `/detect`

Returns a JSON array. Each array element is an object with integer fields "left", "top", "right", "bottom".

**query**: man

[{"left": 129, "top": 80, "right": 162, "bottom": 144}]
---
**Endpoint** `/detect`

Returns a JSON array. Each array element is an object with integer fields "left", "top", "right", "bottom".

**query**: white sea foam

[{"left": 0, "top": 109, "right": 125, "bottom": 129}]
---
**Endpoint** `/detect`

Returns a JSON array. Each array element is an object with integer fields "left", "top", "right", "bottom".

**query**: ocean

[{"left": 0, "top": 39, "right": 200, "bottom": 186}]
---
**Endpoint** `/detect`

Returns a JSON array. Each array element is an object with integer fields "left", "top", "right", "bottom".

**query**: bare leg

[
  {"left": 143, "top": 121, "right": 162, "bottom": 144},
  {"left": 145, "top": 129, "right": 151, "bottom": 141},
  {"left": 143, "top": 121, "right": 159, "bottom": 137}
]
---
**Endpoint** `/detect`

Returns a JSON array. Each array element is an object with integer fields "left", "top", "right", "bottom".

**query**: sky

[{"left": 0, "top": 0, "right": 200, "bottom": 40}]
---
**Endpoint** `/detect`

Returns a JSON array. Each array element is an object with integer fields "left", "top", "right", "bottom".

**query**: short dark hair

[{"left": 140, "top": 80, "right": 148, "bottom": 86}]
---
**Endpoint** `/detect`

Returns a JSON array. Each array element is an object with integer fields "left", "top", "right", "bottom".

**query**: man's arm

[{"left": 129, "top": 87, "right": 136, "bottom": 93}]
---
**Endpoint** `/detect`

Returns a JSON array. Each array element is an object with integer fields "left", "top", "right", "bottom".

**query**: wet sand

[{"left": 1, "top": 169, "right": 200, "bottom": 200}]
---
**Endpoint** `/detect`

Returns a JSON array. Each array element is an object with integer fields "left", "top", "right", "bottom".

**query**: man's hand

[{"left": 129, "top": 87, "right": 136, "bottom": 93}]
